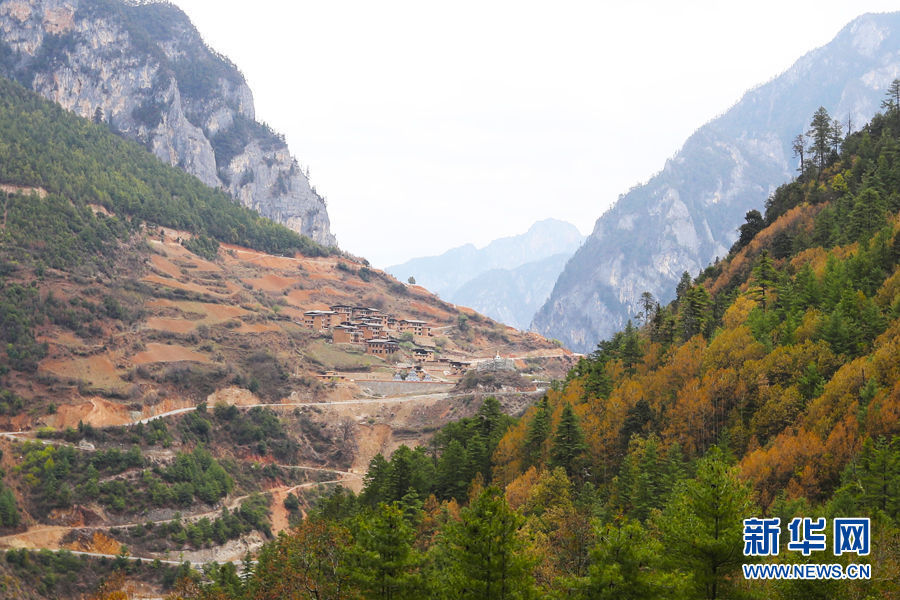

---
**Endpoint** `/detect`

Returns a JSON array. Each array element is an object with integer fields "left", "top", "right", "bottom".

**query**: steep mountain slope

[
  {"left": 534, "top": 11, "right": 900, "bottom": 352},
  {"left": 0, "top": 76, "right": 571, "bottom": 596},
  {"left": 388, "top": 218, "right": 584, "bottom": 327},
  {"left": 0, "top": 72, "right": 568, "bottom": 430},
  {"left": 0, "top": 0, "right": 335, "bottom": 245}
]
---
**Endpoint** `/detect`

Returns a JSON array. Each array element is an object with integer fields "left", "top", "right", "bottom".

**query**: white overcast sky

[{"left": 172, "top": 1, "right": 899, "bottom": 267}]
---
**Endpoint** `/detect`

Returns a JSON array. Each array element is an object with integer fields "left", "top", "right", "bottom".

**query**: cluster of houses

[{"left": 301, "top": 305, "right": 434, "bottom": 357}]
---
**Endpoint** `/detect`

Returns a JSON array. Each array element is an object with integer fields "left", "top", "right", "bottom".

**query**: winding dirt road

[{"left": 0, "top": 393, "right": 461, "bottom": 566}]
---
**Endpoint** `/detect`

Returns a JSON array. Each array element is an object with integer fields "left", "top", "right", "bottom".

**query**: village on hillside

[{"left": 299, "top": 304, "right": 532, "bottom": 386}]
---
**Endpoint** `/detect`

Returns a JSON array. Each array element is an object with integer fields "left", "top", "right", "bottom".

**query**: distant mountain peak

[{"left": 387, "top": 220, "right": 584, "bottom": 329}]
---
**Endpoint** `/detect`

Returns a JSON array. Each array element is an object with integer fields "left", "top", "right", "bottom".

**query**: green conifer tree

[
  {"left": 387, "top": 446, "right": 415, "bottom": 502},
  {"left": 751, "top": 250, "right": 778, "bottom": 311},
  {"left": 620, "top": 320, "right": 642, "bottom": 374},
  {"left": 436, "top": 439, "right": 469, "bottom": 501},
  {"left": 0, "top": 485, "right": 19, "bottom": 528},
  {"left": 881, "top": 78, "right": 900, "bottom": 113},
  {"left": 549, "top": 403, "right": 588, "bottom": 480},
  {"left": 831, "top": 436, "right": 899, "bottom": 519},
  {"left": 361, "top": 454, "right": 391, "bottom": 506},
  {"left": 808, "top": 106, "right": 833, "bottom": 173},
  {"left": 347, "top": 503, "right": 422, "bottom": 600},
  {"left": 655, "top": 446, "right": 755, "bottom": 600},
  {"left": 579, "top": 519, "right": 688, "bottom": 600},
  {"left": 679, "top": 285, "right": 711, "bottom": 340},
  {"left": 434, "top": 487, "right": 535, "bottom": 600},
  {"left": 523, "top": 398, "right": 551, "bottom": 468}
]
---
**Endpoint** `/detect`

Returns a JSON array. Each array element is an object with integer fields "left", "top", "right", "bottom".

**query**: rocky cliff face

[
  {"left": 0, "top": 0, "right": 335, "bottom": 245},
  {"left": 532, "top": 11, "right": 900, "bottom": 352}
]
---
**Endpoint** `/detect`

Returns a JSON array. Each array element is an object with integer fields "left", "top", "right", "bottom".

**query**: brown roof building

[
  {"left": 302, "top": 310, "right": 336, "bottom": 331},
  {"left": 366, "top": 338, "right": 399, "bottom": 356},
  {"left": 398, "top": 319, "right": 431, "bottom": 336},
  {"left": 333, "top": 324, "right": 361, "bottom": 344},
  {"left": 359, "top": 322, "right": 385, "bottom": 340},
  {"left": 352, "top": 307, "right": 381, "bottom": 320},
  {"left": 330, "top": 305, "right": 353, "bottom": 319},
  {"left": 413, "top": 347, "right": 435, "bottom": 362}
]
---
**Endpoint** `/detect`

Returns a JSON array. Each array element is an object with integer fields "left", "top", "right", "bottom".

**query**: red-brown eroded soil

[{"left": 131, "top": 343, "right": 210, "bottom": 364}]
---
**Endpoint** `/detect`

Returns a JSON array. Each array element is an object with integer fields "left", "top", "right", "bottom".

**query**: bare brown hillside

[
  {"left": 2, "top": 225, "right": 569, "bottom": 430},
  {"left": 0, "top": 223, "right": 572, "bottom": 596}
]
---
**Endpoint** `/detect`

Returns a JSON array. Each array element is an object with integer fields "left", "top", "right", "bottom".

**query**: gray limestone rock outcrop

[
  {"left": 0, "top": 0, "right": 335, "bottom": 246},
  {"left": 532, "top": 11, "right": 900, "bottom": 353}
]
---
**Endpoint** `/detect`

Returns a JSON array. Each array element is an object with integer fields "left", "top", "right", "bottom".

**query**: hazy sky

[{"left": 172, "top": 1, "right": 899, "bottom": 267}]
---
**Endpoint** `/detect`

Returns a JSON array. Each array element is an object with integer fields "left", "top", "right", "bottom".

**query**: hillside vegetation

[
  {"left": 0, "top": 77, "right": 332, "bottom": 263},
  {"left": 0, "top": 74, "right": 568, "bottom": 598},
  {"left": 172, "top": 93, "right": 900, "bottom": 600}
]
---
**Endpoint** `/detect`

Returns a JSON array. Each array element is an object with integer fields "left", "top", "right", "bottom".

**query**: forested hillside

[
  {"left": 0, "top": 0, "right": 335, "bottom": 244},
  {"left": 0, "top": 74, "right": 570, "bottom": 598},
  {"left": 171, "top": 88, "right": 900, "bottom": 600},
  {"left": 0, "top": 77, "right": 332, "bottom": 262}
]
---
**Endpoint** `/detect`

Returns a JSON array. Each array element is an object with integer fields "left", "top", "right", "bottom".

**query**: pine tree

[
  {"left": 464, "top": 434, "right": 489, "bottom": 487},
  {"left": 348, "top": 503, "right": 422, "bottom": 600},
  {"left": 792, "top": 133, "right": 806, "bottom": 175},
  {"left": 0, "top": 485, "right": 19, "bottom": 528},
  {"left": 751, "top": 250, "right": 778, "bottom": 311},
  {"left": 656, "top": 446, "right": 755, "bottom": 600},
  {"left": 736, "top": 209, "right": 765, "bottom": 250},
  {"left": 675, "top": 271, "right": 693, "bottom": 302},
  {"left": 361, "top": 454, "right": 391, "bottom": 506},
  {"left": 579, "top": 520, "right": 688, "bottom": 600},
  {"left": 679, "top": 285, "right": 711, "bottom": 340},
  {"left": 475, "top": 396, "right": 507, "bottom": 447},
  {"left": 619, "top": 399, "right": 653, "bottom": 452},
  {"left": 632, "top": 436, "right": 664, "bottom": 521},
  {"left": 881, "top": 78, "right": 900, "bottom": 113},
  {"left": 821, "top": 307, "right": 852, "bottom": 355},
  {"left": 650, "top": 305, "right": 676, "bottom": 345},
  {"left": 808, "top": 106, "right": 833, "bottom": 174},
  {"left": 638, "top": 291, "right": 657, "bottom": 325},
  {"left": 830, "top": 118, "right": 843, "bottom": 153},
  {"left": 661, "top": 442, "right": 688, "bottom": 498},
  {"left": 549, "top": 403, "right": 588, "bottom": 480},
  {"left": 620, "top": 320, "right": 642, "bottom": 374},
  {"left": 582, "top": 356, "right": 614, "bottom": 400},
  {"left": 848, "top": 188, "right": 885, "bottom": 241},
  {"left": 388, "top": 455, "right": 414, "bottom": 504},
  {"left": 523, "top": 398, "right": 551, "bottom": 468},
  {"left": 436, "top": 439, "right": 468, "bottom": 501},
  {"left": 833, "top": 436, "right": 899, "bottom": 518},
  {"left": 434, "top": 487, "right": 535, "bottom": 600}
]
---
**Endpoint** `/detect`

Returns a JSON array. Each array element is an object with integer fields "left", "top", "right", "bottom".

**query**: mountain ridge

[
  {"left": 0, "top": 0, "right": 335, "bottom": 246},
  {"left": 388, "top": 218, "right": 584, "bottom": 328},
  {"left": 451, "top": 252, "right": 575, "bottom": 330},
  {"left": 533, "top": 11, "right": 900, "bottom": 352}
]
